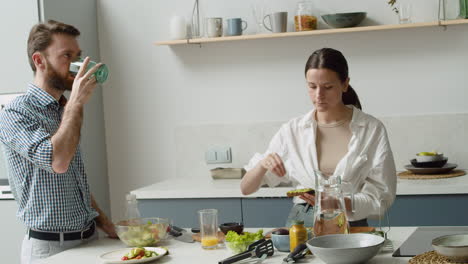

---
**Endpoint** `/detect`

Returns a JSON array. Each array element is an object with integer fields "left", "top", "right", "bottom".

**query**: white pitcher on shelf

[{"left": 170, "top": 15, "right": 187, "bottom": 40}]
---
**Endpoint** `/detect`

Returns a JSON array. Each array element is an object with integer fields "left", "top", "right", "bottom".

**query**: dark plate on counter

[
  {"left": 410, "top": 158, "right": 448, "bottom": 168},
  {"left": 404, "top": 163, "right": 457, "bottom": 174}
]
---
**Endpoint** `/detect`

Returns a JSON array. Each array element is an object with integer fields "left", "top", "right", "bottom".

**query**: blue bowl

[
  {"left": 271, "top": 234, "right": 290, "bottom": 252},
  {"left": 321, "top": 12, "right": 367, "bottom": 28}
]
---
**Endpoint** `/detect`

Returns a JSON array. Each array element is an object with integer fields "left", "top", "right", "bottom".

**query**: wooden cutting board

[
  {"left": 192, "top": 231, "right": 225, "bottom": 242},
  {"left": 350, "top": 226, "right": 376, "bottom": 233},
  {"left": 193, "top": 227, "right": 376, "bottom": 242},
  {"left": 264, "top": 226, "right": 376, "bottom": 239}
]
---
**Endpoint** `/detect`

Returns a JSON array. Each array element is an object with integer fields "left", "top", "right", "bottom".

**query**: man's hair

[{"left": 27, "top": 20, "right": 80, "bottom": 72}]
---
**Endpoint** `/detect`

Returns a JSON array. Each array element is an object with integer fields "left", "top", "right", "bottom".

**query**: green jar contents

[
  {"left": 289, "top": 220, "right": 307, "bottom": 252},
  {"left": 69, "top": 58, "right": 109, "bottom": 83},
  {"left": 460, "top": 0, "right": 468, "bottom": 18}
]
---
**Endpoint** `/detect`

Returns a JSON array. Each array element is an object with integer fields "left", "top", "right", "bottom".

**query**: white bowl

[
  {"left": 415, "top": 153, "right": 444, "bottom": 163},
  {"left": 306, "top": 233, "right": 384, "bottom": 264},
  {"left": 432, "top": 234, "right": 468, "bottom": 262}
]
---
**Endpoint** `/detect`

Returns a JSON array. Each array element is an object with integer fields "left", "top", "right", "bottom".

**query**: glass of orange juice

[{"left": 198, "top": 209, "right": 219, "bottom": 249}]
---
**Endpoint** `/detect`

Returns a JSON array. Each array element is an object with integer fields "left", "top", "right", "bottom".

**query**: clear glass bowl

[{"left": 115, "top": 217, "right": 171, "bottom": 247}]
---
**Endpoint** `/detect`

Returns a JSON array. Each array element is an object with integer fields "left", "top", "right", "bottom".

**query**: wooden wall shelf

[{"left": 155, "top": 19, "right": 468, "bottom": 46}]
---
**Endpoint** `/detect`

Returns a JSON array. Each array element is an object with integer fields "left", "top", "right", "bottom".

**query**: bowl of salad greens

[
  {"left": 115, "top": 217, "right": 171, "bottom": 247},
  {"left": 225, "top": 229, "right": 264, "bottom": 254}
]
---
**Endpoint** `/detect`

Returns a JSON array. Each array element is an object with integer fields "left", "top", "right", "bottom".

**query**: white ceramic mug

[
  {"left": 264, "top": 12, "right": 288, "bottom": 33},
  {"left": 206, "top": 17, "right": 223, "bottom": 37}
]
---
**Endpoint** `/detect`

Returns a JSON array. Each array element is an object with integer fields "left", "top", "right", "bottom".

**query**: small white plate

[{"left": 99, "top": 247, "right": 167, "bottom": 264}]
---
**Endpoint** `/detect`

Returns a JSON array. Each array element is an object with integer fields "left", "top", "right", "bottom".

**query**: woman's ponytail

[{"left": 342, "top": 85, "right": 362, "bottom": 110}]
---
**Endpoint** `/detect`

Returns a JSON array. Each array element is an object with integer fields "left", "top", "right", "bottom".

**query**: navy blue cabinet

[
  {"left": 242, "top": 198, "right": 292, "bottom": 227},
  {"left": 138, "top": 194, "right": 468, "bottom": 228},
  {"left": 377, "top": 194, "right": 468, "bottom": 227},
  {"left": 138, "top": 198, "right": 242, "bottom": 227}
]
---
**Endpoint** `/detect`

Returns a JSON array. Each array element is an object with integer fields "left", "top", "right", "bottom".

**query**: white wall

[
  {"left": 97, "top": 0, "right": 468, "bottom": 219},
  {"left": 0, "top": 1, "right": 38, "bottom": 94}
]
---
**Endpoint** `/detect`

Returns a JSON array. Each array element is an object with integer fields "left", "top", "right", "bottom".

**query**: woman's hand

[
  {"left": 299, "top": 193, "right": 316, "bottom": 206},
  {"left": 260, "top": 153, "right": 286, "bottom": 177},
  {"left": 300, "top": 193, "right": 346, "bottom": 210}
]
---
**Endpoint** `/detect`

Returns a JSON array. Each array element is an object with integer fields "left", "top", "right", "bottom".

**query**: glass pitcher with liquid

[{"left": 313, "top": 171, "right": 354, "bottom": 237}]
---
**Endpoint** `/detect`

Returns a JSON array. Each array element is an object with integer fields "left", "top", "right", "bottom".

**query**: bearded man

[{"left": 0, "top": 20, "right": 116, "bottom": 264}]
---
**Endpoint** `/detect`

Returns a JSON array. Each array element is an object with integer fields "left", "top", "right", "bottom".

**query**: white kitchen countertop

[
  {"left": 40, "top": 227, "right": 415, "bottom": 264},
  {"left": 132, "top": 171, "right": 468, "bottom": 199}
]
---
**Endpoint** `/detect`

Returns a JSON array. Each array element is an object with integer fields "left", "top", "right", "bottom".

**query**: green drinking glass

[{"left": 69, "top": 58, "right": 109, "bottom": 84}]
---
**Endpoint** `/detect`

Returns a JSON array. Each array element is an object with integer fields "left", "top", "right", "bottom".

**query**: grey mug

[
  {"left": 263, "top": 12, "right": 288, "bottom": 33},
  {"left": 226, "top": 18, "right": 248, "bottom": 36},
  {"left": 206, "top": 17, "right": 223, "bottom": 37}
]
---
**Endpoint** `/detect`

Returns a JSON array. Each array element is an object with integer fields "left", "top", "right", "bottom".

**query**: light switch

[
  {"left": 205, "top": 150, "right": 217, "bottom": 163},
  {"left": 205, "top": 146, "right": 232, "bottom": 164}
]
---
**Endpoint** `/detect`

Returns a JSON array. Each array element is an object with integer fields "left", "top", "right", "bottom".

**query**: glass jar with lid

[{"left": 295, "top": 1, "right": 317, "bottom": 31}]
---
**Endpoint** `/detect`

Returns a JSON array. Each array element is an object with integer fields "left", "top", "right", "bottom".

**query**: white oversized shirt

[{"left": 244, "top": 106, "right": 397, "bottom": 221}]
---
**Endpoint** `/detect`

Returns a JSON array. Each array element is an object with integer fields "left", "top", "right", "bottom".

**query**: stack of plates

[{"left": 405, "top": 154, "right": 457, "bottom": 174}]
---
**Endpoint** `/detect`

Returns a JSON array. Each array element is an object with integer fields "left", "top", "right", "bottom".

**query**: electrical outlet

[{"left": 205, "top": 146, "right": 232, "bottom": 164}]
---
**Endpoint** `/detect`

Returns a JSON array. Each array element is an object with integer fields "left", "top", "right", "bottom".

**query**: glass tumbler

[
  {"left": 198, "top": 209, "right": 218, "bottom": 249},
  {"left": 69, "top": 58, "right": 109, "bottom": 84},
  {"left": 398, "top": 1, "right": 412, "bottom": 24}
]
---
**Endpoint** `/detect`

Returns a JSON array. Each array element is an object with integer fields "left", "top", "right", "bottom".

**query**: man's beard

[{"left": 45, "top": 60, "right": 73, "bottom": 91}]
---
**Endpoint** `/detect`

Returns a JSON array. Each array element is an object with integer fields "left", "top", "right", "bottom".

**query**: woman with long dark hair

[{"left": 241, "top": 48, "right": 396, "bottom": 228}]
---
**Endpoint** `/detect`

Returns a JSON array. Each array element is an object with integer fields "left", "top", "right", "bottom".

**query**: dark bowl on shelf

[
  {"left": 219, "top": 222, "right": 244, "bottom": 235},
  {"left": 321, "top": 12, "right": 367, "bottom": 28},
  {"left": 410, "top": 158, "right": 448, "bottom": 168}
]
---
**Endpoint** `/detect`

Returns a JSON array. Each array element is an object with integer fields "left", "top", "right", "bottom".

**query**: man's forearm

[
  {"left": 51, "top": 103, "right": 83, "bottom": 173},
  {"left": 91, "top": 194, "right": 117, "bottom": 238},
  {"left": 91, "top": 195, "right": 108, "bottom": 227}
]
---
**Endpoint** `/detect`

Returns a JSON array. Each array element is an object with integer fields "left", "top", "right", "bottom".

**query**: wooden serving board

[{"left": 398, "top": 170, "right": 465, "bottom": 179}]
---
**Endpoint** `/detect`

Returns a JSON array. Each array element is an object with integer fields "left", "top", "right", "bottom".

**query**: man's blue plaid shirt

[{"left": 0, "top": 84, "right": 98, "bottom": 232}]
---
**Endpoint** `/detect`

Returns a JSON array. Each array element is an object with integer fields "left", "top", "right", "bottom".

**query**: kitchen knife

[{"left": 169, "top": 225, "right": 195, "bottom": 243}]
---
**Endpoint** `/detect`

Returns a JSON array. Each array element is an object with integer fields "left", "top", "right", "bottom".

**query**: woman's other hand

[{"left": 260, "top": 153, "right": 286, "bottom": 177}]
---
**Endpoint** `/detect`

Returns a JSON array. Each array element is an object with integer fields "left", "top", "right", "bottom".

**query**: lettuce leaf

[{"left": 225, "top": 230, "right": 264, "bottom": 253}]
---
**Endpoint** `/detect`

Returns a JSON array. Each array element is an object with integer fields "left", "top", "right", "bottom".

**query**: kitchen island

[
  {"left": 40, "top": 227, "right": 416, "bottom": 264},
  {"left": 131, "top": 173, "right": 468, "bottom": 227}
]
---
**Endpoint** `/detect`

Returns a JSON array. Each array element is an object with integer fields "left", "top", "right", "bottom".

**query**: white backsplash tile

[{"left": 175, "top": 114, "right": 468, "bottom": 181}]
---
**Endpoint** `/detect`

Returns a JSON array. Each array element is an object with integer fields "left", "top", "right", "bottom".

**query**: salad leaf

[{"left": 225, "top": 230, "right": 264, "bottom": 254}]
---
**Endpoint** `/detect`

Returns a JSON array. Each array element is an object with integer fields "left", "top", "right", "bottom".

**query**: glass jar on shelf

[{"left": 294, "top": 1, "right": 317, "bottom": 31}]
